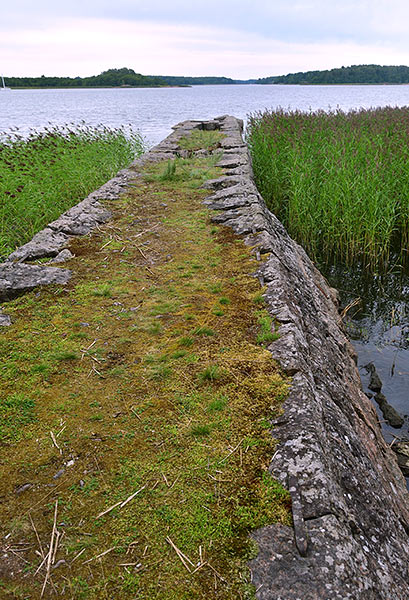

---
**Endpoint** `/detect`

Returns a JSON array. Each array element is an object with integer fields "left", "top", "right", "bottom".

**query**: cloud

[
  {"left": 2, "top": 17, "right": 409, "bottom": 79},
  {"left": 3, "top": 1, "right": 409, "bottom": 78},
  {"left": 4, "top": 0, "right": 409, "bottom": 45}
]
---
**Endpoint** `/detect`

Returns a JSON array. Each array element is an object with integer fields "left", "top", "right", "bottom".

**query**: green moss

[
  {"left": 0, "top": 154, "right": 290, "bottom": 599},
  {"left": 0, "top": 392, "right": 36, "bottom": 440}
]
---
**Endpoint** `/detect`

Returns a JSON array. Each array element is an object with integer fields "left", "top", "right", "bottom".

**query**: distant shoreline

[
  {"left": 7, "top": 85, "right": 188, "bottom": 90},
  {"left": 6, "top": 64, "right": 409, "bottom": 88},
  {"left": 6, "top": 82, "right": 409, "bottom": 90}
]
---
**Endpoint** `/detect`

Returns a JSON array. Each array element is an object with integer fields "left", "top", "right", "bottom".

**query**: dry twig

[
  {"left": 96, "top": 486, "right": 145, "bottom": 518},
  {"left": 50, "top": 431, "right": 61, "bottom": 454},
  {"left": 41, "top": 500, "right": 58, "bottom": 597},
  {"left": 218, "top": 439, "right": 244, "bottom": 464},
  {"left": 165, "top": 537, "right": 194, "bottom": 572},
  {"left": 83, "top": 546, "right": 116, "bottom": 565}
]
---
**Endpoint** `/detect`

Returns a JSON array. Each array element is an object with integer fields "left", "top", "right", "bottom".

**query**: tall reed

[
  {"left": 247, "top": 107, "right": 409, "bottom": 271},
  {"left": 0, "top": 123, "right": 144, "bottom": 258}
]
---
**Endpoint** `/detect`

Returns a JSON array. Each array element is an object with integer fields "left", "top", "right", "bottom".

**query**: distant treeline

[
  {"left": 6, "top": 64, "right": 409, "bottom": 88},
  {"left": 5, "top": 68, "right": 238, "bottom": 89},
  {"left": 158, "top": 75, "right": 236, "bottom": 86},
  {"left": 5, "top": 68, "right": 168, "bottom": 88},
  {"left": 256, "top": 64, "right": 409, "bottom": 85}
]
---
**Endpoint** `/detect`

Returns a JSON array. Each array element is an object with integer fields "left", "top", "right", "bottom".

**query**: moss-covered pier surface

[
  {"left": 0, "top": 118, "right": 291, "bottom": 599},
  {"left": 0, "top": 116, "right": 409, "bottom": 599}
]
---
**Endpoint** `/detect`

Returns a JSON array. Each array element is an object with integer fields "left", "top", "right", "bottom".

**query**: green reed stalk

[
  {"left": 247, "top": 107, "right": 409, "bottom": 271},
  {"left": 0, "top": 124, "right": 144, "bottom": 258}
]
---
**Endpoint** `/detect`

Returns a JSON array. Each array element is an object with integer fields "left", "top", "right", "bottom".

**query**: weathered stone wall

[
  {"left": 202, "top": 116, "right": 409, "bottom": 599},
  {"left": 0, "top": 169, "right": 134, "bottom": 317},
  {"left": 2, "top": 116, "right": 409, "bottom": 599}
]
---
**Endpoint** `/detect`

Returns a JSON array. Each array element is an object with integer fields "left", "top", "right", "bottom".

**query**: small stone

[
  {"left": 392, "top": 441, "right": 409, "bottom": 475},
  {"left": 15, "top": 483, "right": 32, "bottom": 495},
  {"left": 0, "top": 312, "right": 11, "bottom": 327},
  {"left": 52, "top": 559, "right": 67, "bottom": 571},
  {"left": 51, "top": 249, "right": 74, "bottom": 264},
  {"left": 53, "top": 469, "right": 65, "bottom": 480}
]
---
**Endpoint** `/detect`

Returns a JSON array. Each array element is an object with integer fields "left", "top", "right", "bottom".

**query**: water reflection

[
  {"left": 323, "top": 260, "right": 409, "bottom": 449},
  {"left": 325, "top": 261, "right": 409, "bottom": 349}
]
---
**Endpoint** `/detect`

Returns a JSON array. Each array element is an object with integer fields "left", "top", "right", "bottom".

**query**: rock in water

[
  {"left": 392, "top": 441, "right": 409, "bottom": 476},
  {"left": 365, "top": 362, "right": 383, "bottom": 392},
  {"left": 374, "top": 392, "right": 404, "bottom": 428}
]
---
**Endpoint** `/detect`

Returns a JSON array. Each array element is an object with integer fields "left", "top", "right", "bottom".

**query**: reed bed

[
  {"left": 0, "top": 123, "right": 144, "bottom": 258},
  {"left": 247, "top": 107, "right": 409, "bottom": 270}
]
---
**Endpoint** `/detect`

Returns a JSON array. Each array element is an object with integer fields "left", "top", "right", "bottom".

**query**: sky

[{"left": 3, "top": 0, "right": 409, "bottom": 79}]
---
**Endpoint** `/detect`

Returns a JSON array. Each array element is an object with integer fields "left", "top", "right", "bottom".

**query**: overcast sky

[{"left": 3, "top": 0, "right": 409, "bottom": 78}]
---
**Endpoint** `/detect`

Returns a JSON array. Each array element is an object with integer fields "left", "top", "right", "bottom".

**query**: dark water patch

[{"left": 322, "top": 259, "right": 409, "bottom": 486}]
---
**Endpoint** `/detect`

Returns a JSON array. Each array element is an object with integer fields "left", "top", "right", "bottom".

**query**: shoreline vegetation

[
  {"left": 247, "top": 106, "right": 409, "bottom": 272},
  {"left": 256, "top": 64, "right": 409, "bottom": 85},
  {"left": 5, "top": 64, "right": 409, "bottom": 89},
  {"left": 0, "top": 123, "right": 144, "bottom": 258}
]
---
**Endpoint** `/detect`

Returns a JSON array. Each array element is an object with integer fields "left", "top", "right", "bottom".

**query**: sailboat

[{"left": 1, "top": 75, "right": 10, "bottom": 90}]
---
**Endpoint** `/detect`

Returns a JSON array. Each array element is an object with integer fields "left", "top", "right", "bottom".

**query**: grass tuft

[
  {"left": 54, "top": 350, "right": 78, "bottom": 361},
  {"left": 178, "top": 129, "right": 224, "bottom": 152},
  {"left": 256, "top": 311, "right": 279, "bottom": 345},
  {"left": 198, "top": 364, "right": 221, "bottom": 382},
  {"left": 191, "top": 423, "right": 212, "bottom": 437},
  {"left": 92, "top": 283, "right": 113, "bottom": 297},
  {"left": 193, "top": 326, "right": 215, "bottom": 336}
]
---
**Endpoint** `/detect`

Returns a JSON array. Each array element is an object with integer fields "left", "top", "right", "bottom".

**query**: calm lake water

[{"left": 1, "top": 84, "right": 409, "bottom": 146}]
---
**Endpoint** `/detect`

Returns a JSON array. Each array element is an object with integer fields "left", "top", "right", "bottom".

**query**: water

[
  {"left": 324, "top": 261, "right": 409, "bottom": 477},
  {"left": 1, "top": 84, "right": 409, "bottom": 147}
]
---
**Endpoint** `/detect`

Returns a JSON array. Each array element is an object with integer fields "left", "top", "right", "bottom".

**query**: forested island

[
  {"left": 5, "top": 64, "right": 409, "bottom": 88},
  {"left": 256, "top": 64, "right": 409, "bottom": 85},
  {"left": 4, "top": 68, "right": 238, "bottom": 89},
  {"left": 5, "top": 68, "right": 168, "bottom": 89}
]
